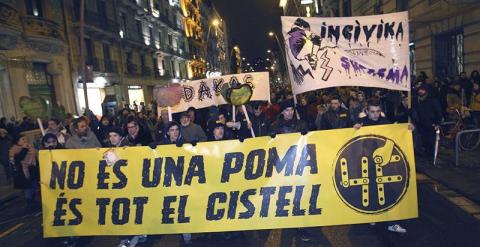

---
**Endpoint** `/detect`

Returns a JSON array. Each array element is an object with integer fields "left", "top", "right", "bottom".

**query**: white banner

[
  {"left": 281, "top": 12, "right": 410, "bottom": 95},
  {"left": 153, "top": 72, "right": 270, "bottom": 113}
]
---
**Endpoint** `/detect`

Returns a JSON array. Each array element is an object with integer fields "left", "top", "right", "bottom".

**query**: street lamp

[{"left": 267, "top": 49, "right": 271, "bottom": 53}]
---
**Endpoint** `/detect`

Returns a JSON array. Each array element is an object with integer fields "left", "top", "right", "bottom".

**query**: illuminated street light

[
  {"left": 234, "top": 45, "right": 239, "bottom": 51},
  {"left": 266, "top": 58, "right": 270, "bottom": 61},
  {"left": 268, "top": 32, "right": 274, "bottom": 37},
  {"left": 212, "top": 19, "right": 220, "bottom": 26},
  {"left": 267, "top": 49, "right": 271, "bottom": 53},
  {"left": 242, "top": 57, "right": 246, "bottom": 61}
]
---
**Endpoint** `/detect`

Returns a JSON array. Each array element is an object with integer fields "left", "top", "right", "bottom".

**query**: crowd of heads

[{"left": 0, "top": 70, "right": 478, "bottom": 154}]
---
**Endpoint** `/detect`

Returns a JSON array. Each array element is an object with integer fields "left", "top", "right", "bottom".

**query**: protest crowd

[{"left": 0, "top": 70, "right": 479, "bottom": 246}]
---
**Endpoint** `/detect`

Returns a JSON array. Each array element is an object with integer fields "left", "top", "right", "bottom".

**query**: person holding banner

[
  {"left": 159, "top": 121, "right": 185, "bottom": 146},
  {"left": 179, "top": 112, "right": 207, "bottom": 143},
  {"left": 126, "top": 118, "right": 153, "bottom": 146},
  {"left": 208, "top": 122, "right": 229, "bottom": 141},
  {"left": 106, "top": 128, "right": 131, "bottom": 148},
  {"left": 319, "top": 95, "right": 352, "bottom": 130},
  {"left": 271, "top": 100, "right": 308, "bottom": 135},
  {"left": 269, "top": 99, "right": 311, "bottom": 241},
  {"left": 248, "top": 102, "right": 270, "bottom": 137},
  {"left": 354, "top": 99, "right": 407, "bottom": 234},
  {"left": 103, "top": 128, "right": 148, "bottom": 247}
]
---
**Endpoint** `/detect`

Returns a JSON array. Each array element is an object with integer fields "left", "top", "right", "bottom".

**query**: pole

[
  {"left": 79, "top": 0, "right": 89, "bottom": 112},
  {"left": 272, "top": 32, "right": 300, "bottom": 119}
]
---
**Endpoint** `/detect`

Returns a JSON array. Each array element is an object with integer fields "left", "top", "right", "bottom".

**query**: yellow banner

[{"left": 39, "top": 124, "right": 418, "bottom": 237}]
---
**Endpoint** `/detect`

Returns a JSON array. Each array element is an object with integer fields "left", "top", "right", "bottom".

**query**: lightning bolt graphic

[
  {"left": 290, "top": 63, "right": 314, "bottom": 85},
  {"left": 319, "top": 50, "right": 333, "bottom": 81}
]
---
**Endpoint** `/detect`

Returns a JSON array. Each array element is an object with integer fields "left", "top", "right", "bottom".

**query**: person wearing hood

[
  {"left": 65, "top": 117, "right": 101, "bottom": 149},
  {"left": 95, "top": 116, "right": 114, "bottom": 146}
]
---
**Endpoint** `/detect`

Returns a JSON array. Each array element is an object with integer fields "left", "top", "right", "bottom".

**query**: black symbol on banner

[{"left": 332, "top": 135, "right": 410, "bottom": 214}]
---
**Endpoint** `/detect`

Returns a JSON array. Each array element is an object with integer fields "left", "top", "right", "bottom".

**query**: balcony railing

[
  {"left": 141, "top": 66, "right": 152, "bottom": 76},
  {"left": 22, "top": 16, "right": 65, "bottom": 41},
  {"left": 155, "top": 71, "right": 171, "bottom": 79},
  {"left": 73, "top": 9, "right": 118, "bottom": 34},
  {"left": 0, "top": 2, "right": 22, "bottom": 31}
]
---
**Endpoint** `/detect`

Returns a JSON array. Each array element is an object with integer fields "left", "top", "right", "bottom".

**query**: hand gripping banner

[
  {"left": 39, "top": 124, "right": 418, "bottom": 237},
  {"left": 281, "top": 12, "right": 410, "bottom": 95}
]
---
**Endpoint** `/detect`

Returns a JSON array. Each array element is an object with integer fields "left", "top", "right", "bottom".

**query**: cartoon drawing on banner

[
  {"left": 153, "top": 83, "right": 183, "bottom": 107},
  {"left": 333, "top": 135, "right": 410, "bottom": 214},
  {"left": 287, "top": 18, "right": 336, "bottom": 85},
  {"left": 281, "top": 12, "right": 410, "bottom": 94}
]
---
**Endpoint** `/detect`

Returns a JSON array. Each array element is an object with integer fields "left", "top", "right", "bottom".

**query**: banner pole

[
  {"left": 293, "top": 95, "right": 300, "bottom": 120},
  {"left": 241, "top": 105, "right": 255, "bottom": 138},
  {"left": 232, "top": 105, "right": 236, "bottom": 122},
  {"left": 167, "top": 106, "right": 172, "bottom": 122},
  {"left": 37, "top": 118, "right": 45, "bottom": 136}
]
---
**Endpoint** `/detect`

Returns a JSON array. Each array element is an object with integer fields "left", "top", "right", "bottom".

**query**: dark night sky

[{"left": 211, "top": 0, "right": 284, "bottom": 61}]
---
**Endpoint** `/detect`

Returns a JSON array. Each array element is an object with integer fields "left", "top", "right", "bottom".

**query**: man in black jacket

[
  {"left": 354, "top": 99, "right": 407, "bottom": 234},
  {"left": 320, "top": 96, "right": 352, "bottom": 130},
  {"left": 413, "top": 85, "right": 442, "bottom": 160},
  {"left": 249, "top": 103, "right": 270, "bottom": 137},
  {"left": 126, "top": 118, "right": 153, "bottom": 146},
  {"left": 271, "top": 100, "right": 308, "bottom": 134}
]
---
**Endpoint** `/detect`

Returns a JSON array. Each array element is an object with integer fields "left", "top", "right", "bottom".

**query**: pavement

[{"left": 416, "top": 145, "right": 480, "bottom": 205}]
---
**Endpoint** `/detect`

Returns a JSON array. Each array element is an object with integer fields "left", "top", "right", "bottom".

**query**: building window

[
  {"left": 148, "top": 26, "right": 154, "bottom": 45},
  {"left": 85, "top": 38, "right": 94, "bottom": 59},
  {"left": 25, "top": 0, "right": 43, "bottom": 17},
  {"left": 434, "top": 29, "right": 464, "bottom": 78},
  {"left": 168, "top": 34, "right": 173, "bottom": 47},
  {"left": 119, "top": 12, "right": 127, "bottom": 38},
  {"left": 171, "top": 60, "right": 176, "bottom": 77},
  {"left": 97, "top": 0, "right": 108, "bottom": 24},
  {"left": 409, "top": 43, "right": 416, "bottom": 77},
  {"left": 140, "top": 54, "right": 146, "bottom": 68},
  {"left": 343, "top": 0, "right": 351, "bottom": 16},
  {"left": 396, "top": 0, "right": 408, "bottom": 11},
  {"left": 374, "top": 0, "right": 383, "bottom": 14},
  {"left": 102, "top": 43, "right": 111, "bottom": 72}
]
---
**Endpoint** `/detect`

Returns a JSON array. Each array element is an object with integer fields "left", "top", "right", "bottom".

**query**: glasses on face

[{"left": 127, "top": 125, "right": 137, "bottom": 129}]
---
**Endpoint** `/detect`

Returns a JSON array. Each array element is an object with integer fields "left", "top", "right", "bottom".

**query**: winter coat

[
  {"left": 65, "top": 129, "right": 101, "bottom": 149},
  {"left": 180, "top": 123, "right": 207, "bottom": 142},
  {"left": 9, "top": 145, "right": 37, "bottom": 189},
  {"left": 320, "top": 108, "right": 352, "bottom": 130}
]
